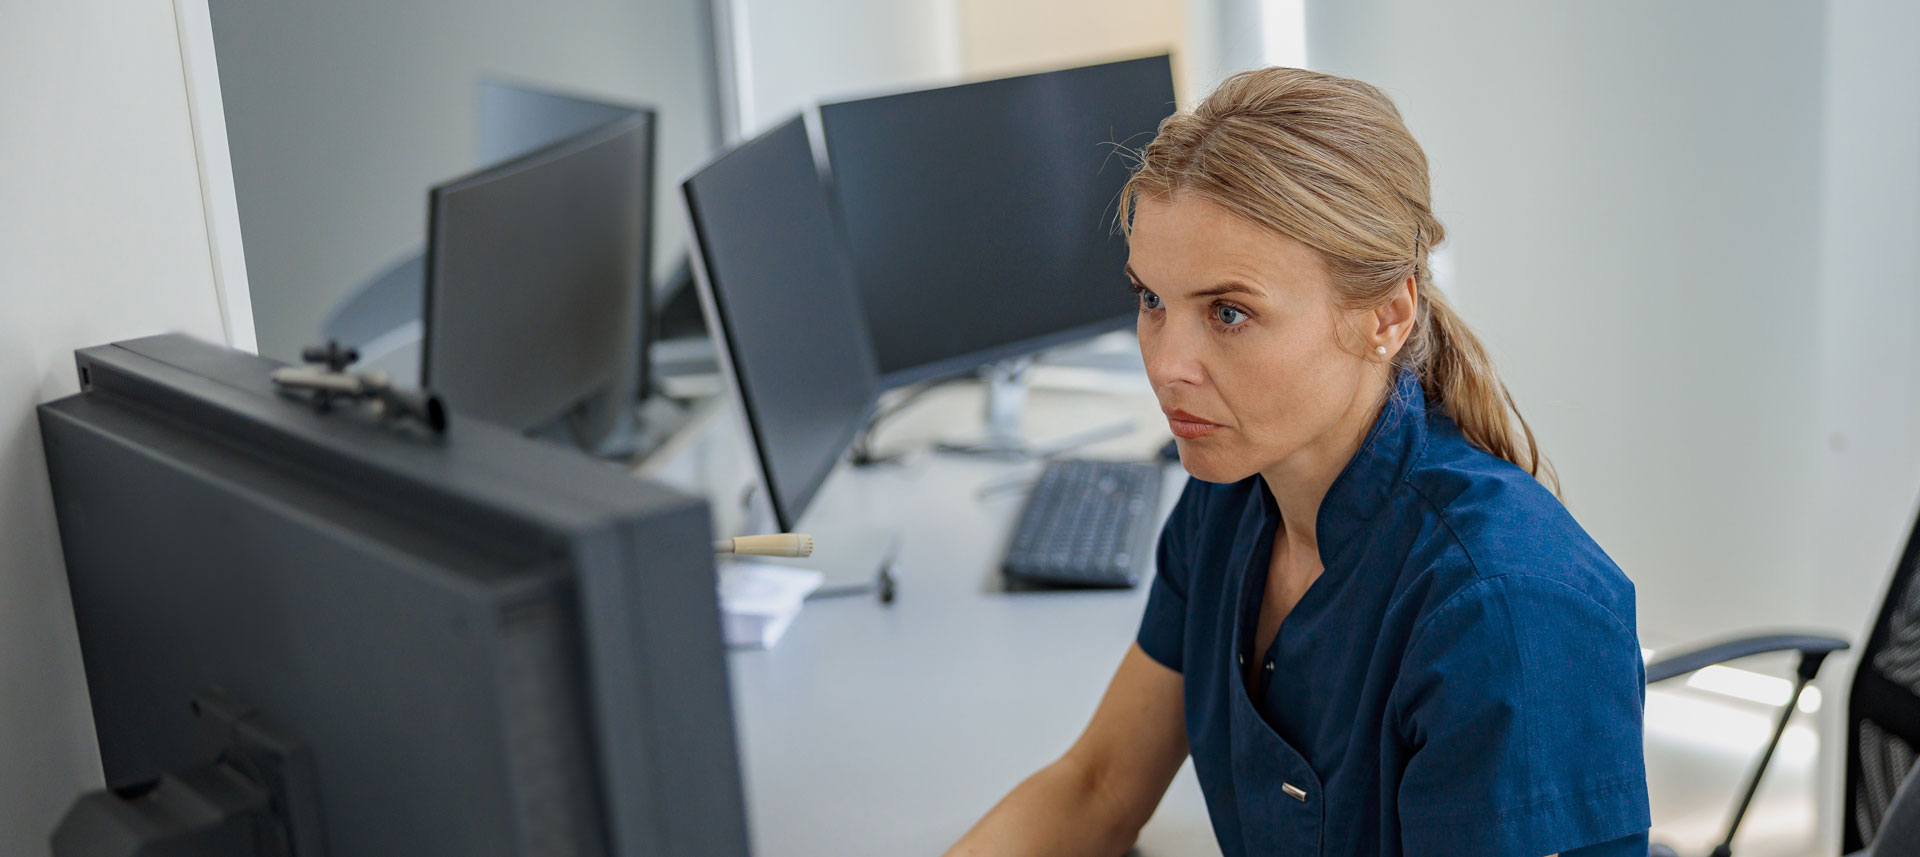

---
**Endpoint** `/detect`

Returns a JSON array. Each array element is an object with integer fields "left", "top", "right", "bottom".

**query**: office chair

[{"left": 1640, "top": 498, "right": 1920, "bottom": 857}]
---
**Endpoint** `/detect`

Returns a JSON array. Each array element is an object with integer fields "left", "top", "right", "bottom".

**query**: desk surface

[{"left": 647, "top": 365, "right": 1222, "bottom": 857}]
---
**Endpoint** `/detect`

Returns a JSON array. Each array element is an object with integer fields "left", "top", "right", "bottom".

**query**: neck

[{"left": 1260, "top": 369, "right": 1394, "bottom": 554}]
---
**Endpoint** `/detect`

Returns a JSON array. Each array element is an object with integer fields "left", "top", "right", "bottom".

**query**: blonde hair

[{"left": 1120, "top": 67, "right": 1557, "bottom": 493}]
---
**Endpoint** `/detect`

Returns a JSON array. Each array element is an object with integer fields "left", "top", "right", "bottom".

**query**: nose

[{"left": 1140, "top": 313, "right": 1206, "bottom": 390}]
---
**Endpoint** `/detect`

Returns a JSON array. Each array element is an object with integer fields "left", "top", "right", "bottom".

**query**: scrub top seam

[
  {"left": 1391, "top": 452, "right": 1639, "bottom": 647},
  {"left": 1391, "top": 571, "right": 1640, "bottom": 679},
  {"left": 1398, "top": 770, "right": 1647, "bottom": 826}
]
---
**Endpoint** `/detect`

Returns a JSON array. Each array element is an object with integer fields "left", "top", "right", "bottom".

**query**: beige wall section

[
  {"left": 0, "top": 1, "right": 231, "bottom": 854},
  {"left": 956, "top": 0, "right": 1198, "bottom": 105}
]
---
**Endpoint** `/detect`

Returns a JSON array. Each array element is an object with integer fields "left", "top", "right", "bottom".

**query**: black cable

[{"left": 848, "top": 378, "right": 956, "bottom": 466}]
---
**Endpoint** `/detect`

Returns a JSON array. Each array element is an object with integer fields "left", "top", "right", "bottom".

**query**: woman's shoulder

[{"left": 1397, "top": 421, "right": 1635, "bottom": 632}]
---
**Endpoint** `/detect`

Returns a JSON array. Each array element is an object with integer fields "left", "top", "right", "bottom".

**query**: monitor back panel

[
  {"left": 424, "top": 115, "right": 652, "bottom": 440},
  {"left": 41, "top": 388, "right": 604, "bottom": 857},
  {"left": 38, "top": 334, "right": 749, "bottom": 857}
]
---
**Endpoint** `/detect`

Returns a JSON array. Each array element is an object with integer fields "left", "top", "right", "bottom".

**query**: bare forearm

[{"left": 943, "top": 756, "right": 1139, "bottom": 857}]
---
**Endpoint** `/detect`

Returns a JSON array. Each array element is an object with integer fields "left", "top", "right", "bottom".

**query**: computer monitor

[
  {"left": 477, "top": 80, "right": 639, "bottom": 167},
  {"left": 423, "top": 109, "right": 653, "bottom": 452},
  {"left": 479, "top": 81, "right": 693, "bottom": 314},
  {"left": 819, "top": 55, "right": 1177, "bottom": 387},
  {"left": 682, "top": 116, "right": 879, "bottom": 532},
  {"left": 37, "top": 333, "right": 749, "bottom": 857}
]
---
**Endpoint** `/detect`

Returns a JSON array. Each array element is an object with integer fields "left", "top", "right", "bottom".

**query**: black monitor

[
  {"left": 37, "top": 333, "right": 749, "bottom": 857},
  {"left": 819, "top": 55, "right": 1177, "bottom": 387},
  {"left": 422, "top": 108, "right": 653, "bottom": 452},
  {"left": 682, "top": 116, "right": 879, "bottom": 532},
  {"left": 478, "top": 80, "right": 691, "bottom": 314}
]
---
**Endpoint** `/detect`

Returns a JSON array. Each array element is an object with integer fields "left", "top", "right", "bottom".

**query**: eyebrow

[
  {"left": 1192, "top": 283, "right": 1265, "bottom": 299},
  {"left": 1126, "top": 266, "right": 1267, "bottom": 300}
]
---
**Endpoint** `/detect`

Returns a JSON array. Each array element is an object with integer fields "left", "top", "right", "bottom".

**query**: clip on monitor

[
  {"left": 422, "top": 106, "right": 654, "bottom": 455},
  {"left": 819, "top": 55, "right": 1177, "bottom": 456},
  {"left": 682, "top": 115, "right": 880, "bottom": 535},
  {"left": 37, "top": 333, "right": 749, "bottom": 857}
]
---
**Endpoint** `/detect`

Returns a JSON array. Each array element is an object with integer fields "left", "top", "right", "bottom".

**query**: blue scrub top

[{"left": 1137, "top": 370, "right": 1651, "bottom": 857}]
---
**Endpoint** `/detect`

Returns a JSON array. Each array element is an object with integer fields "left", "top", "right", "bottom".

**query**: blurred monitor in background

[
  {"left": 325, "top": 84, "right": 659, "bottom": 458},
  {"left": 477, "top": 79, "right": 641, "bottom": 166},
  {"left": 422, "top": 107, "right": 654, "bottom": 453},
  {"left": 820, "top": 54, "right": 1177, "bottom": 387},
  {"left": 683, "top": 115, "right": 880, "bottom": 532}
]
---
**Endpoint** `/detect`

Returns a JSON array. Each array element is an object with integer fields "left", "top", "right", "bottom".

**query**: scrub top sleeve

[
  {"left": 1136, "top": 477, "right": 1203, "bottom": 672},
  {"left": 1391, "top": 573, "right": 1651, "bottom": 857}
]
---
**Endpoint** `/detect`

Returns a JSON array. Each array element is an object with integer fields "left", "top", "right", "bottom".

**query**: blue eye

[
  {"left": 1214, "top": 305, "right": 1248, "bottom": 326},
  {"left": 1136, "top": 287, "right": 1162, "bottom": 311}
]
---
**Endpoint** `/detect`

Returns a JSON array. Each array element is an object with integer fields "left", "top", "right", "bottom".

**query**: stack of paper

[{"left": 717, "top": 561, "right": 824, "bottom": 649}]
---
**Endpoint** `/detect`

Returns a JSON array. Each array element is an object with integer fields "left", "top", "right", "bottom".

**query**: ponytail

[{"left": 1411, "top": 286, "right": 1558, "bottom": 494}]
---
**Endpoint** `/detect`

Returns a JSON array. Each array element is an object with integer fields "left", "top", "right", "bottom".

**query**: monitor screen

[
  {"left": 819, "top": 55, "right": 1177, "bottom": 386},
  {"left": 683, "top": 116, "right": 879, "bottom": 532},
  {"left": 423, "top": 111, "right": 652, "bottom": 448}
]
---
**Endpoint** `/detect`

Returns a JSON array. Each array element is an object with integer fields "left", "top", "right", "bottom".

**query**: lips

[{"left": 1164, "top": 408, "right": 1223, "bottom": 440}]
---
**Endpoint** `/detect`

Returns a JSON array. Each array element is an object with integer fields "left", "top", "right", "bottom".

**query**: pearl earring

[{"left": 1375, "top": 345, "right": 1388, "bottom": 356}]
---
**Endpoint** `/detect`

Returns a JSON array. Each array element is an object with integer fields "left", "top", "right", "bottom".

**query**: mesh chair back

[{"left": 1847, "top": 502, "right": 1920, "bottom": 852}]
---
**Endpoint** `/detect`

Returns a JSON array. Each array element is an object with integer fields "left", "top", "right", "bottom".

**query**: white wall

[
  {"left": 1308, "top": 0, "right": 1829, "bottom": 647},
  {"left": 1812, "top": 0, "right": 1920, "bottom": 669},
  {"left": 0, "top": 1, "right": 235, "bottom": 853},
  {"left": 723, "top": 0, "right": 1237, "bottom": 144},
  {"left": 728, "top": 0, "right": 962, "bottom": 136},
  {"left": 1811, "top": 0, "right": 1920, "bottom": 847},
  {"left": 209, "top": 0, "right": 720, "bottom": 361}
]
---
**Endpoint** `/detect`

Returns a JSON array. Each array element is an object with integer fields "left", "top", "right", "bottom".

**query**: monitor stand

[
  {"left": 803, "top": 525, "right": 900, "bottom": 603},
  {"left": 523, "top": 388, "right": 689, "bottom": 462},
  {"left": 935, "top": 357, "right": 1135, "bottom": 459},
  {"left": 727, "top": 525, "right": 901, "bottom": 605},
  {"left": 728, "top": 479, "right": 900, "bottom": 605},
  {"left": 53, "top": 688, "right": 323, "bottom": 857}
]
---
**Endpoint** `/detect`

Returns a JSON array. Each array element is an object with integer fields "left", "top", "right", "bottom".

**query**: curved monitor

[{"left": 820, "top": 55, "right": 1177, "bottom": 386}]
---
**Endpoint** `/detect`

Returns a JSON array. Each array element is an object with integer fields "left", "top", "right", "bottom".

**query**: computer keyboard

[{"left": 1003, "top": 459, "right": 1166, "bottom": 588}]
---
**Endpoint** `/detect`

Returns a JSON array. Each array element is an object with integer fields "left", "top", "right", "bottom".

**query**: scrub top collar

[{"left": 1267, "top": 367, "right": 1432, "bottom": 568}]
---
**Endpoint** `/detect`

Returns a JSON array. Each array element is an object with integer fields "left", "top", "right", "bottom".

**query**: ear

[{"left": 1370, "top": 275, "right": 1418, "bottom": 358}]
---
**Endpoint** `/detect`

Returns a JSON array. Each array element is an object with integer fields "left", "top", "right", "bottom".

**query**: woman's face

[{"left": 1129, "top": 193, "right": 1387, "bottom": 484}]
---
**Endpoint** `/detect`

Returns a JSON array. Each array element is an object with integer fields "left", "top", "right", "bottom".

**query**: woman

[{"left": 944, "top": 68, "right": 1649, "bottom": 857}]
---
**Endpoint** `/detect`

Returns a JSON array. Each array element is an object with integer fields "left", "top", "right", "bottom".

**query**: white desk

[{"left": 640, "top": 364, "right": 1222, "bottom": 857}]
